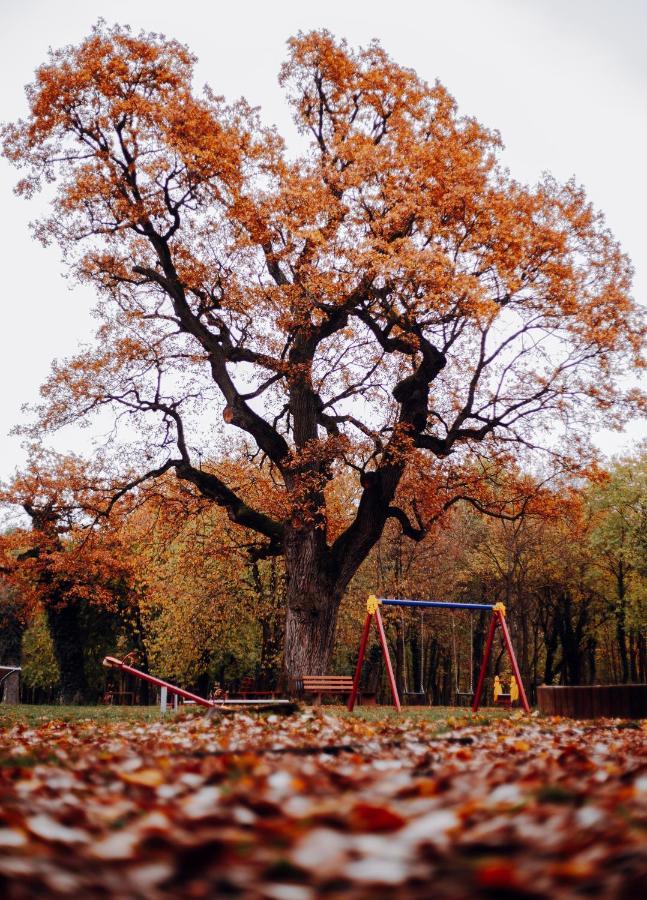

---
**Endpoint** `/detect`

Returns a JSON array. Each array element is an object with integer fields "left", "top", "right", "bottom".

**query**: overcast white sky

[{"left": 0, "top": 0, "right": 645, "bottom": 481}]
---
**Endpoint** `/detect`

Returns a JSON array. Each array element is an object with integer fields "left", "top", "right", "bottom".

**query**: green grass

[
  {"left": 0, "top": 704, "right": 166, "bottom": 728},
  {"left": 0, "top": 702, "right": 517, "bottom": 729},
  {"left": 332, "top": 703, "right": 513, "bottom": 722}
]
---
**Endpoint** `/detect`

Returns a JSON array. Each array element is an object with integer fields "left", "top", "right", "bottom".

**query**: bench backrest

[
  {"left": 288, "top": 675, "right": 354, "bottom": 695},
  {"left": 301, "top": 675, "right": 353, "bottom": 689}
]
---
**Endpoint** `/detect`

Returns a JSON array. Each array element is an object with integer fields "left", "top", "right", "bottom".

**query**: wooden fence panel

[{"left": 537, "top": 684, "right": 647, "bottom": 718}]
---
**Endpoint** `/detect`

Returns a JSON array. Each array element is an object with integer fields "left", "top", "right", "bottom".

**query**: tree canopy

[{"left": 3, "top": 23, "right": 645, "bottom": 673}]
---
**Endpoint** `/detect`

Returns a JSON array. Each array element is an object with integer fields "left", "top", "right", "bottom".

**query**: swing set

[
  {"left": 398, "top": 606, "right": 427, "bottom": 704},
  {"left": 396, "top": 607, "right": 471, "bottom": 704},
  {"left": 347, "top": 595, "right": 530, "bottom": 713},
  {"left": 451, "top": 610, "right": 475, "bottom": 704}
]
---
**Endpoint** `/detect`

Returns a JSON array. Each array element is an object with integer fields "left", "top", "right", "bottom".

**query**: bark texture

[{"left": 283, "top": 527, "right": 340, "bottom": 676}]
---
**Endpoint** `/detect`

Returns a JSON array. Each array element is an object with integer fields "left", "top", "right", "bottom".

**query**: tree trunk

[
  {"left": 587, "top": 636, "right": 597, "bottom": 684},
  {"left": 251, "top": 558, "right": 284, "bottom": 688},
  {"left": 260, "top": 615, "right": 284, "bottom": 688},
  {"left": 543, "top": 605, "right": 560, "bottom": 685},
  {"left": 616, "top": 601, "right": 629, "bottom": 683},
  {"left": 283, "top": 527, "right": 339, "bottom": 676},
  {"left": 46, "top": 600, "right": 88, "bottom": 703},
  {"left": 284, "top": 595, "right": 338, "bottom": 676},
  {"left": 629, "top": 631, "right": 639, "bottom": 683},
  {"left": 638, "top": 631, "right": 647, "bottom": 683},
  {"left": 2, "top": 670, "right": 20, "bottom": 704},
  {"left": 127, "top": 601, "right": 150, "bottom": 704}
]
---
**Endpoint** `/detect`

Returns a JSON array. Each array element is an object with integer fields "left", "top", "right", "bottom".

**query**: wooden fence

[{"left": 537, "top": 684, "right": 647, "bottom": 718}]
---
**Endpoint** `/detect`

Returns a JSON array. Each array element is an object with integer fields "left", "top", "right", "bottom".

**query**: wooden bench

[{"left": 294, "top": 675, "right": 354, "bottom": 705}]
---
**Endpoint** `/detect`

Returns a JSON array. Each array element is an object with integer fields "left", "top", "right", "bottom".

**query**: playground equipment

[
  {"left": 347, "top": 596, "right": 530, "bottom": 713},
  {"left": 399, "top": 607, "right": 427, "bottom": 704},
  {"left": 102, "top": 655, "right": 292, "bottom": 710},
  {"left": 451, "top": 611, "right": 474, "bottom": 703}
]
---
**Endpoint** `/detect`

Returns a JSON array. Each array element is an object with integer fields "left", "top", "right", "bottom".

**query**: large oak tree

[{"left": 3, "top": 25, "right": 645, "bottom": 675}]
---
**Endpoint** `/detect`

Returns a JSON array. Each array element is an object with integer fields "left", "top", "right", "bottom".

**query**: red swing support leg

[
  {"left": 375, "top": 606, "right": 401, "bottom": 711},
  {"left": 472, "top": 608, "right": 531, "bottom": 713},
  {"left": 348, "top": 599, "right": 402, "bottom": 712},
  {"left": 348, "top": 612, "right": 373, "bottom": 711},
  {"left": 497, "top": 611, "right": 531, "bottom": 713},
  {"left": 472, "top": 614, "right": 497, "bottom": 713}
]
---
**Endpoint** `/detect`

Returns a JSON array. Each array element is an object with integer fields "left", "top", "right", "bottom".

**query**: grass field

[
  {"left": 0, "top": 701, "right": 514, "bottom": 728},
  {"left": 0, "top": 704, "right": 164, "bottom": 727}
]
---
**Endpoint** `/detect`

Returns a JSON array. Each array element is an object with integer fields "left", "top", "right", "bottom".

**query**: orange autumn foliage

[
  {"left": 0, "top": 452, "right": 141, "bottom": 638},
  {"left": 3, "top": 24, "right": 645, "bottom": 674}
]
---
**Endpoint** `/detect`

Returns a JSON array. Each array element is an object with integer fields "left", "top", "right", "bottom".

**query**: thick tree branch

[
  {"left": 174, "top": 462, "right": 285, "bottom": 547},
  {"left": 386, "top": 506, "right": 425, "bottom": 541},
  {"left": 132, "top": 253, "right": 290, "bottom": 469}
]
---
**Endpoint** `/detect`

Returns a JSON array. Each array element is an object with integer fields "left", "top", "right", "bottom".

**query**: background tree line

[{"left": 1, "top": 447, "right": 645, "bottom": 704}]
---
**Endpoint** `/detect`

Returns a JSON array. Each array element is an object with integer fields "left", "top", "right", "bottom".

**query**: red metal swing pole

[
  {"left": 348, "top": 613, "right": 373, "bottom": 712},
  {"left": 496, "top": 612, "right": 531, "bottom": 713},
  {"left": 472, "top": 614, "right": 497, "bottom": 713},
  {"left": 103, "top": 656, "right": 214, "bottom": 708},
  {"left": 375, "top": 606, "right": 401, "bottom": 711}
]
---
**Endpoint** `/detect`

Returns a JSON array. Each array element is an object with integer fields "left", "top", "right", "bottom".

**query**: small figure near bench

[
  {"left": 493, "top": 674, "right": 520, "bottom": 707},
  {"left": 233, "top": 676, "right": 278, "bottom": 700}
]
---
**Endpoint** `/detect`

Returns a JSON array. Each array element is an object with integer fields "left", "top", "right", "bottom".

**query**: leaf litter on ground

[{"left": 0, "top": 709, "right": 646, "bottom": 898}]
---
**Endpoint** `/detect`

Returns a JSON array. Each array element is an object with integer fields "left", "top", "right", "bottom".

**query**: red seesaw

[
  {"left": 102, "top": 655, "right": 293, "bottom": 710},
  {"left": 103, "top": 655, "right": 215, "bottom": 707}
]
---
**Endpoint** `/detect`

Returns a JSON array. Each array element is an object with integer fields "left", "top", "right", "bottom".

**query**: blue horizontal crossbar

[{"left": 379, "top": 598, "right": 494, "bottom": 611}]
